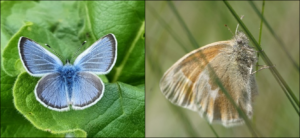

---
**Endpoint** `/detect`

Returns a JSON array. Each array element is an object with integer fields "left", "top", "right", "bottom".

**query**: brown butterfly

[{"left": 159, "top": 31, "right": 258, "bottom": 127}]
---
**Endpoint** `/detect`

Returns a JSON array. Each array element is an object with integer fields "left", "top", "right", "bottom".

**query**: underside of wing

[
  {"left": 71, "top": 72, "right": 104, "bottom": 110},
  {"left": 18, "top": 37, "right": 63, "bottom": 77},
  {"left": 35, "top": 73, "right": 69, "bottom": 111},
  {"left": 160, "top": 42, "right": 229, "bottom": 111},
  {"left": 74, "top": 34, "right": 117, "bottom": 74},
  {"left": 160, "top": 40, "right": 257, "bottom": 127},
  {"left": 193, "top": 51, "right": 256, "bottom": 127}
]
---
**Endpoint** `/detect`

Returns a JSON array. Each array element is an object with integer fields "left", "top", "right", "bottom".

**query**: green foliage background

[
  {"left": 146, "top": 1, "right": 299, "bottom": 137},
  {"left": 1, "top": 1, "right": 145, "bottom": 137}
]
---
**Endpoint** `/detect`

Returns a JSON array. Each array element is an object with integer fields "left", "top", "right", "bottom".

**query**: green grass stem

[{"left": 256, "top": 0, "right": 265, "bottom": 72}]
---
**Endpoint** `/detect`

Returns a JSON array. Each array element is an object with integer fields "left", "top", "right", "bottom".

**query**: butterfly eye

[
  {"left": 66, "top": 59, "right": 70, "bottom": 64},
  {"left": 237, "top": 40, "right": 243, "bottom": 44}
]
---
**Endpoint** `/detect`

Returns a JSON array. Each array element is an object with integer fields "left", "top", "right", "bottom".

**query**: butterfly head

[
  {"left": 66, "top": 59, "right": 71, "bottom": 65},
  {"left": 234, "top": 31, "right": 249, "bottom": 48}
]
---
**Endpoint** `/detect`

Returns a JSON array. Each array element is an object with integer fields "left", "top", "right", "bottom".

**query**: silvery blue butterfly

[{"left": 18, "top": 34, "right": 117, "bottom": 111}]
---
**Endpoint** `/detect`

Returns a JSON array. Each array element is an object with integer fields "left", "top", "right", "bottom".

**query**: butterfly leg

[{"left": 250, "top": 65, "right": 275, "bottom": 74}]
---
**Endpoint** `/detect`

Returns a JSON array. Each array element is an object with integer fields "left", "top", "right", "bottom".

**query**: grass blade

[
  {"left": 205, "top": 120, "right": 219, "bottom": 138},
  {"left": 167, "top": 2, "right": 199, "bottom": 50},
  {"left": 256, "top": 0, "right": 265, "bottom": 71},
  {"left": 168, "top": 104, "right": 201, "bottom": 137}
]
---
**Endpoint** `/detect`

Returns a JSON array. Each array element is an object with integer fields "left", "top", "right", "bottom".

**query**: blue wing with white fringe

[
  {"left": 71, "top": 72, "right": 104, "bottom": 110},
  {"left": 18, "top": 37, "right": 63, "bottom": 76},
  {"left": 74, "top": 34, "right": 117, "bottom": 74},
  {"left": 35, "top": 73, "right": 69, "bottom": 111}
]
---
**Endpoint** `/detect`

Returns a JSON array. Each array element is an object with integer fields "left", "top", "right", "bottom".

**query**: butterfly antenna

[
  {"left": 45, "top": 44, "right": 63, "bottom": 59},
  {"left": 71, "top": 41, "right": 87, "bottom": 61},
  {"left": 235, "top": 15, "right": 244, "bottom": 35},
  {"left": 225, "top": 24, "right": 234, "bottom": 36}
]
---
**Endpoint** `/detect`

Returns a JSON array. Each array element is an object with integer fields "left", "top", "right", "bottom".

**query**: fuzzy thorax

[
  {"left": 57, "top": 64, "right": 80, "bottom": 99},
  {"left": 233, "top": 32, "right": 257, "bottom": 78}
]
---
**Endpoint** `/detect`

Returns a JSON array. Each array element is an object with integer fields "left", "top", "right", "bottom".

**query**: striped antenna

[
  {"left": 235, "top": 15, "right": 244, "bottom": 34},
  {"left": 225, "top": 24, "right": 234, "bottom": 36},
  {"left": 45, "top": 44, "right": 63, "bottom": 60},
  {"left": 71, "top": 41, "right": 87, "bottom": 61}
]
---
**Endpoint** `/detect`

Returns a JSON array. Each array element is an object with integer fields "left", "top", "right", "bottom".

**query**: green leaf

[
  {"left": 1, "top": 1, "right": 34, "bottom": 50},
  {"left": 86, "top": 1, "right": 145, "bottom": 85},
  {"left": 1, "top": 68, "right": 62, "bottom": 137},
  {"left": 13, "top": 72, "right": 145, "bottom": 137},
  {"left": 1, "top": 1, "right": 82, "bottom": 52}
]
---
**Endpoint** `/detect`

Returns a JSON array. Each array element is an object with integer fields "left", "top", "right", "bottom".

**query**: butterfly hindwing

[
  {"left": 18, "top": 37, "right": 63, "bottom": 77},
  {"left": 74, "top": 34, "right": 117, "bottom": 74},
  {"left": 35, "top": 73, "right": 69, "bottom": 111},
  {"left": 71, "top": 72, "right": 104, "bottom": 110}
]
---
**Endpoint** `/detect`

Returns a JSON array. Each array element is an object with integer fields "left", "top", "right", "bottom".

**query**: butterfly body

[
  {"left": 160, "top": 32, "right": 258, "bottom": 127},
  {"left": 19, "top": 34, "right": 117, "bottom": 111},
  {"left": 56, "top": 64, "right": 79, "bottom": 99}
]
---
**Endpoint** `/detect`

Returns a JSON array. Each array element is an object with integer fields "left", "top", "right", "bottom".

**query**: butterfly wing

[
  {"left": 194, "top": 52, "right": 256, "bottom": 127},
  {"left": 71, "top": 72, "right": 104, "bottom": 110},
  {"left": 18, "top": 37, "right": 63, "bottom": 77},
  {"left": 35, "top": 73, "right": 69, "bottom": 111},
  {"left": 74, "top": 34, "right": 117, "bottom": 74},
  {"left": 160, "top": 42, "right": 230, "bottom": 111},
  {"left": 160, "top": 41, "right": 255, "bottom": 126}
]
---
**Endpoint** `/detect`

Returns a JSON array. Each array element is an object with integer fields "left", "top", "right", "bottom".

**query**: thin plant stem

[
  {"left": 205, "top": 120, "right": 219, "bottom": 138},
  {"left": 256, "top": 0, "right": 265, "bottom": 72},
  {"left": 168, "top": 103, "right": 200, "bottom": 137},
  {"left": 255, "top": 0, "right": 265, "bottom": 126},
  {"left": 254, "top": 0, "right": 265, "bottom": 126},
  {"left": 167, "top": 2, "right": 199, "bottom": 50}
]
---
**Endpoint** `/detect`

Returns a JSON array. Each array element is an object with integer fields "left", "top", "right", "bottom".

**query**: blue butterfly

[{"left": 18, "top": 34, "right": 117, "bottom": 111}]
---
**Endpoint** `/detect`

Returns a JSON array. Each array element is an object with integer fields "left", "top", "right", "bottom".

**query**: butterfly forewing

[
  {"left": 74, "top": 34, "right": 117, "bottom": 74},
  {"left": 18, "top": 37, "right": 63, "bottom": 77},
  {"left": 160, "top": 42, "right": 229, "bottom": 111},
  {"left": 71, "top": 72, "right": 104, "bottom": 110}
]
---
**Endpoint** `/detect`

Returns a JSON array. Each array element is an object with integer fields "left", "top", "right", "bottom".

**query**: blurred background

[{"left": 146, "top": 1, "right": 299, "bottom": 137}]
